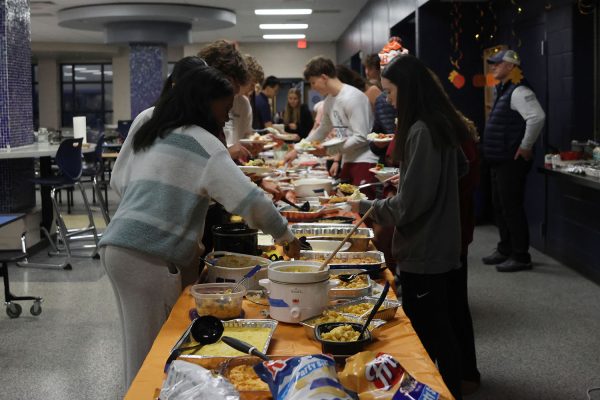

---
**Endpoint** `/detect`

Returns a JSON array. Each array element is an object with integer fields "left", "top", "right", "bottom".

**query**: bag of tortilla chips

[{"left": 339, "top": 351, "right": 440, "bottom": 400}]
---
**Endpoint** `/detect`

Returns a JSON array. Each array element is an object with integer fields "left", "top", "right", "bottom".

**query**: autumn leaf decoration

[
  {"left": 449, "top": 70, "right": 466, "bottom": 89},
  {"left": 509, "top": 66, "right": 524, "bottom": 84}
]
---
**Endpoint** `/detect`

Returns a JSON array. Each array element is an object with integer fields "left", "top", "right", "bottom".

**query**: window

[
  {"left": 60, "top": 63, "right": 113, "bottom": 129},
  {"left": 32, "top": 64, "right": 39, "bottom": 130}
]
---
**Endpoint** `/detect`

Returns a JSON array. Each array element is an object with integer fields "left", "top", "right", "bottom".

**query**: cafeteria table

[
  {"left": 0, "top": 142, "right": 96, "bottom": 232},
  {"left": 125, "top": 267, "right": 454, "bottom": 399}
]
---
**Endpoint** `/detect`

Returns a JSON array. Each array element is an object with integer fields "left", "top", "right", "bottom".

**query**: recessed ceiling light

[
  {"left": 255, "top": 9, "right": 312, "bottom": 15},
  {"left": 259, "top": 24, "right": 308, "bottom": 30},
  {"left": 263, "top": 34, "right": 306, "bottom": 40}
]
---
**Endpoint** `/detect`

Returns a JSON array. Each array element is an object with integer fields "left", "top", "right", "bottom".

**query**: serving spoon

[
  {"left": 358, "top": 281, "right": 390, "bottom": 340},
  {"left": 337, "top": 266, "right": 388, "bottom": 283},
  {"left": 281, "top": 197, "right": 311, "bottom": 212},
  {"left": 165, "top": 315, "right": 270, "bottom": 370}
]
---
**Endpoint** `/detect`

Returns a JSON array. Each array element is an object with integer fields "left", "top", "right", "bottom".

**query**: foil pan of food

[
  {"left": 172, "top": 319, "right": 278, "bottom": 359},
  {"left": 300, "top": 310, "right": 386, "bottom": 340},
  {"left": 299, "top": 250, "right": 385, "bottom": 271},
  {"left": 329, "top": 268, "right": 373, "bottom": 299},
  {"left": 327, "top": 296, "right": 401, "bottom": 321},
  {"left": 290, "top": 223, "right": 374, "bottom": 251}
]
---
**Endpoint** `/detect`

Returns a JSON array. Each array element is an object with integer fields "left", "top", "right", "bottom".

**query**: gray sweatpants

[{"left": 100, "top": 246, "right": 182, "bottom": 388}]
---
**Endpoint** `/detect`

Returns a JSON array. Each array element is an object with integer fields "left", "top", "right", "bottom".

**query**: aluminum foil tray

[
  {"left": 172, "top": 319, "right": 278, "bottom": 359},
  {"left": 328, "top": 296, "right": 401, "bottom": 321},
  {"left": 300, "top": 313, "right": 386, "bottom": 340},
  {"left": 299, "top": 250, "right": 385, "bottom": 271},
  {"left": 290, "top": 223, "right": 374, "bottom": 251},
  {"left": 328, "top": 268, "right": 373, "bottom": 299}
]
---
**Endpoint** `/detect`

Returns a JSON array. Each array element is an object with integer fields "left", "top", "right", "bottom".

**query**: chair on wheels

[
  {"left": 1, "top": 250, "right": 43, "bottom": 318},
  {"left": 18, "top": 138, "right": 100, "bottom": 270}
]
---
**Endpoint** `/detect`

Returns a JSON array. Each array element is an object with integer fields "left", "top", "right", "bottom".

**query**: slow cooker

[{"left": 259, "top": 261, "right": 337, "bottom": 324}]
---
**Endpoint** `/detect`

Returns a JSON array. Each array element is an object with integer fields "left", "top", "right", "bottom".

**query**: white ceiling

[{"left": 30, "top": 0, "right": 370, "bottom": 43}]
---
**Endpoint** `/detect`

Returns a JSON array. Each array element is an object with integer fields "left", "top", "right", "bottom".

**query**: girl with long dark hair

[
  {"left": 99, "top": 66, "right": 300, "bottom": 388},
  {"left": 351, "top": 54, "right": 472, "bottom": 399}
]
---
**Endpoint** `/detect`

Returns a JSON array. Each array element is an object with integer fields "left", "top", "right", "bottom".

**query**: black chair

[
  {"left": 20, "top": 138, "right": 99, "bottom": 270},
  {"left": 81, "top": 134, "right": 105, "bottom": 204}
]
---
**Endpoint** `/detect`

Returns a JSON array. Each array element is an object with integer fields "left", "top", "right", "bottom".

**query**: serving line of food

[{"left": 125, "top": 210, "right": 453, "bottom": 400}]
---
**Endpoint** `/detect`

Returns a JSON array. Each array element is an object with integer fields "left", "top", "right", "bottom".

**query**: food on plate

[
  {"left": 295, "top": 139, "right": 319, "bottom": 150},
  {"left": 348, "top": 190, "right": 367, "bottom": 200},
  {"left": 244, "top": 159, "right": 265, "bottom": 167},
  {"left": 320, "top": 324, "right": 361, "bottom": 342},
  {"left": 367, "top": 133, "right": 394, "bottom": 140},
  {"left": 374, "top": 163, "right": 385, "bottom": 170},
  {"left": 338, "top": 183, "right": 358, "bottom": 195},
  {"left": 319, "top": 195, "right": 348, "bottom": 205},
  {"left": 338, "top": 303, "right": 374, "bottom": 315},
  {"left": 182, "top": 327, "right": 271, "bottom": 356},
  {"left": 227, "top": 365, "right": 269, "bottom": 391},
  {"left": 331, "top": 274, "right": 369, "bottom": 289}
]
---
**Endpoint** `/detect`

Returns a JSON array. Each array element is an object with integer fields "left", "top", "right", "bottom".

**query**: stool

[{"left": 1, "top": 251, "right": 43, "bottom": 318}]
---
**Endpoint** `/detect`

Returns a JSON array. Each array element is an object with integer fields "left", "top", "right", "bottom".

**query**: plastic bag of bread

[
  {"left": 254, "top": 354, "right": 353, "bottom": 400},
  {"left": 338, "top": 351, "right": 440, "bottom": 400}
]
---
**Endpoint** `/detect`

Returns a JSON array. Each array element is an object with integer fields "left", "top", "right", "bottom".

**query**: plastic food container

[
  {"left": 204, "top": 251, "right": 271, "bottom": 290},
  {"left": 190, "top": 283, "right": 246, "bottom": 320},
  {"left": 315, "top": 322, "right": 371, "bottom": 355}
]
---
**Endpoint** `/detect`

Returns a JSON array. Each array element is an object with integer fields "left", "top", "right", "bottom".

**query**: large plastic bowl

[{"left": 190, "top": 283, "right": 246, "bottom": 320}]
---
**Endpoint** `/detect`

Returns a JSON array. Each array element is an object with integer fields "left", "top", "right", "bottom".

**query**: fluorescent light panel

[
  {"left": 260, "top": 23, "right": 308, "bottom": 30},
  {"left": 255, "top": 9, "right": 312, "bottom": 15},
  {"left": 263, "top": 34, "right": 306, "bottom": 40}
]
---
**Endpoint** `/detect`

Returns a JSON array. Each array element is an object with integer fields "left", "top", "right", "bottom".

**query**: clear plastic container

[{"left": 190, "top": 283, "right": 246, "bottom": 320}]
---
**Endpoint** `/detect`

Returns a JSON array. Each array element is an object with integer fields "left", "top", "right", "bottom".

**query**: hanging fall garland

[{"left": 448, "top": 1, "right": 466, "bottom": 89}]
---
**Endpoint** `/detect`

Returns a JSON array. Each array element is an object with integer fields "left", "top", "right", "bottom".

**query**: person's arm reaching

[{"left": 200, "top": 149, "right": 294, "bottom": 245}]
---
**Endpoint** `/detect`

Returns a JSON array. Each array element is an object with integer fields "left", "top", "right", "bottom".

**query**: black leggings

[{"left": 401, "top": 270, "right": 464, "bottom": 400}]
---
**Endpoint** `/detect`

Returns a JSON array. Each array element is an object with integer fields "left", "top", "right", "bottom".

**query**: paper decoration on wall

[
  {"left": 508, "top": 67, "right": 524, "bottom": 85},
  {"left": 449, "top": 1, "right": 464, "bottom": 72},
  {"left": 472, "top": 74, "right": 486, "bottom": 88},
  {"left": 449, "top": 70, "right": 466, "bottom": 89}
]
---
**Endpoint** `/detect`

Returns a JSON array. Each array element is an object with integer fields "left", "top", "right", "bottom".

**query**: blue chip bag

[
  {"left": 254, "top": 354, "right": 354, "bottom": 400},
  {"left": 338, "top": 352, "right": 440, "bottom": 400}
]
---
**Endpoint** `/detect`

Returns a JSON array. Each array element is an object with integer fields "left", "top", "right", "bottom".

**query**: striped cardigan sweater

[{"left": 100, "top": 115, "right": 292, "bottom": 265}]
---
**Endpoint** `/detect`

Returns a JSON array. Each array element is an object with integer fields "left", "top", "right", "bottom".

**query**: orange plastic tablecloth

[{"left": 124, "top": 270, "right": 453, "bottom": 400}]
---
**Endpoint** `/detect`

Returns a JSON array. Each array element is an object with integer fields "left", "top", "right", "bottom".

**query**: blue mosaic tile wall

[
  {"left": 0, "top": 0, "right": 33, "bottom": 149},
  {"left": 0, "top": 1, "right": 36, "bottom": 212},
  {"left": 129, "top": 43, "right": 167, "bottom": 119}
]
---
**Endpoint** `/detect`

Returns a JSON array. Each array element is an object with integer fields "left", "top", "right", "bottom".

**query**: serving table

[{"left": 125, "top": 211, "right": 454, "bottom": 399}]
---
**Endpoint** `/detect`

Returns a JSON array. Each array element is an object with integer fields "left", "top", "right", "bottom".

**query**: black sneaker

[
  {"left": 496, "top": 258, "right": 532, "bottom": 272},
  {"left": 482, "top": 250, "right": 509, "bottom": 265}
]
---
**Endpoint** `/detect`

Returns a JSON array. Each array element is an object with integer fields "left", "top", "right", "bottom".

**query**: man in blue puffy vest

[{"left": 482, "top": 50, "right": 546, "bottom": 272}]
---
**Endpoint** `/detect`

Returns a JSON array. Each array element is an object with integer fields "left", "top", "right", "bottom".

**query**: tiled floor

[{"left": 1, "top": 190, "right": 599, "bottom": 400}]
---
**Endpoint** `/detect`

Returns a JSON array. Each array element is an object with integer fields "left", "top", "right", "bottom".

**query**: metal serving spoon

[{"left": 337, "top": 266, "right": 388, "bottom": 283}]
